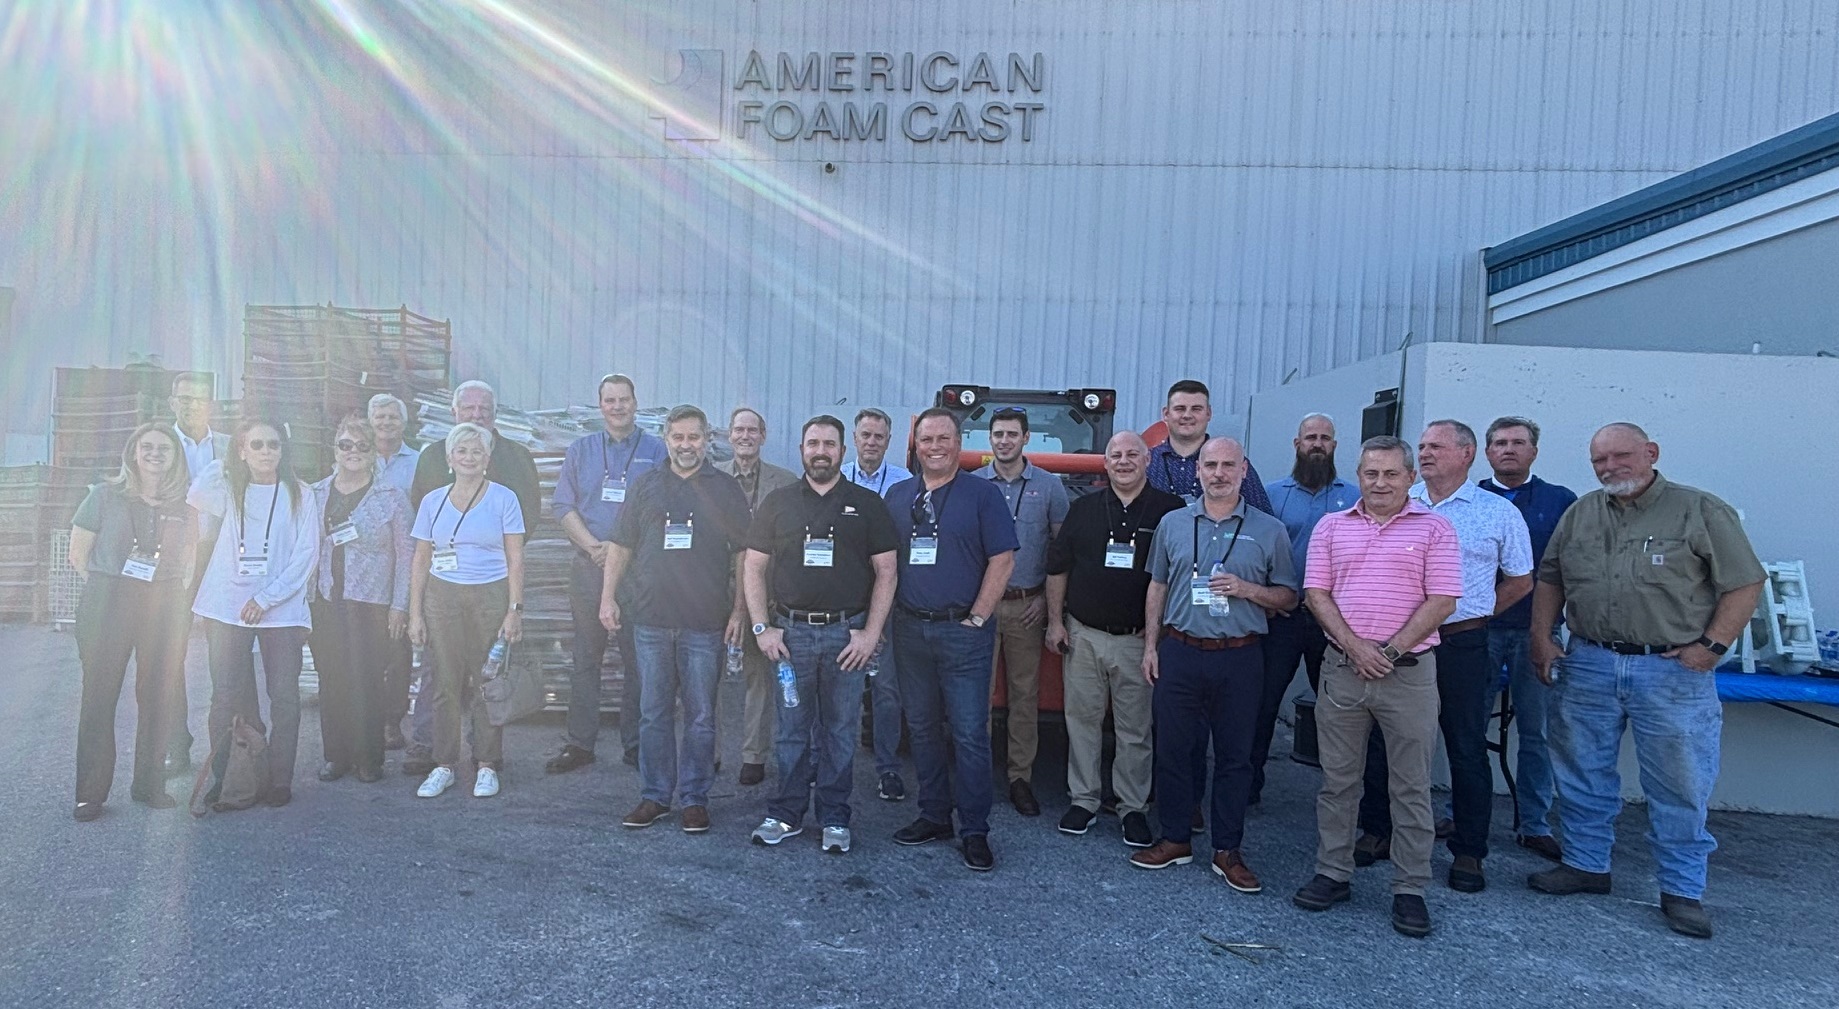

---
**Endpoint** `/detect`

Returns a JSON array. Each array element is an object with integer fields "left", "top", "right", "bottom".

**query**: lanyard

[
  {"left": 1102, "top": 490, "right": 1143, "bottom": 544},
  {"left": 603, "top": 432, "right": 642, "bottom": 483},
  {"left": 129, "top": 498, "right": 164, "bottom": 561},
  {"left": 431, "top": 481, "right": 487, "bottom": 550},
  {"left": 1001, "top": 475, "right": 1029, "bottom": 520},
  {"left": 238, "top": 483, "right": 281, "bottom": 556},
  {"left": 1191, "top": 510, "right": 1245, "bottom": 575}
]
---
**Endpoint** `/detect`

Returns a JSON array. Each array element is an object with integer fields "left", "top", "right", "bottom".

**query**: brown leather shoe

[
  {"left": 1128, "top": 839, "right": 1194, "bottom": 870},
  {"left": 680, "top": 805, "right": 711, "bottom": 833},
  {"left": 1211, "top": 849, "right": 1262, "bottom": 893},
  {"left": 621, "top": 799, "right": 671, "bottom": 829},
  {"left": 1516, "top": 833, "right": 1563, "bottom": 862}
]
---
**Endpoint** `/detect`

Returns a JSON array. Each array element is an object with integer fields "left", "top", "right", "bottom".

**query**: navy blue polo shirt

[
  {"left": 886, "top": 472, "right": 1020, "bottom": 612},
  {"left": 1480, "top": 474, "right": 1577, "bottom": 629}
]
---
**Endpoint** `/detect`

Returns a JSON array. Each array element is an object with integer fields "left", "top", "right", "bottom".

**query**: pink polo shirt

[{"left": 1304, "top": 498, "right": 1463, "bottom": 649}]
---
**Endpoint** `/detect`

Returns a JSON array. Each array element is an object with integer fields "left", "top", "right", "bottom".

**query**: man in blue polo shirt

[
  {"left": 886, "top": 408, "right": 1018, "bottom": 872},
  {"left": 1253, "top": 412, "right": 1356, "bottom": 802},
  {"left": 1145, "top": 379, "right": 1273, "bottom": 515},
  {"left": 547, "top": 374, "right": 668, "bottom": 774},
  {"left": 1479, "top": 416, "right": 1576, "bottom": 861}
]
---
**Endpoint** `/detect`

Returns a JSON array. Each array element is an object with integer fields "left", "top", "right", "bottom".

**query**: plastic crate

[{"left": 47, "top": 530, "right": 79, "bottom": 624}]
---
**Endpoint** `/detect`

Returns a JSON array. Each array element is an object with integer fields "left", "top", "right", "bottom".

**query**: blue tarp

[{"left": 1716, "top": 671, "right": 1839, "bottom": 706}]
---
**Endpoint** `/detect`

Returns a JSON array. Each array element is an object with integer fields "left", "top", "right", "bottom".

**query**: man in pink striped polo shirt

[{"left": 1290, "top": 435, "right": 1462, "bottom": 939}]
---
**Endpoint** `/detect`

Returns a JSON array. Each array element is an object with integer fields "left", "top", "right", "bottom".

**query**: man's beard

[
  {"left": 1293, "top": 450, "right": 1336, "bottom": 489},
  {"left": 1599, "top": 476, "right": 1644, "bottom": 496},
  {"left": 805, "top": 457, "right": 837, "bottom": 482}
]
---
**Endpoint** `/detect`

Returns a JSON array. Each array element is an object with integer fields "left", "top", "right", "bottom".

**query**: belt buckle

[{"left": 805, "top": 611, "right": 827, "bottom": 626}]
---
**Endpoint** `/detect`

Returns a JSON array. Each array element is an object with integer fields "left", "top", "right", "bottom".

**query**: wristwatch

[
  {"left": 968, "top": 613, "right": 987, "bottom": 628},
  {"left": 752, "top": 622, "right": 768, "bottom": 637},
  {"left": 510, "top": 602, "right": 524, "bottom": 612},
  {"left": 1380, "top": 642, "right": 1402, "bottom": 662},
  {"left": 1694, "top": 636, "right": 1728, "bottom": 655}
]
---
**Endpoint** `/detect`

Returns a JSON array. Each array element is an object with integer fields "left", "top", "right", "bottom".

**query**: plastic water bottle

[
  {"left": 481, "top": 637, "right": 507, "bottom": 681},
  {"left": 1209, "top": 561, "right": 1231, "bottom": 618},
  {"left": 777, "top": 660, "right": 799, "bottom": 708},
  {"left": 725, "top": 642, "right": 744, "bottom": 678},
  {"left": 865, "top": 641, "right": 881, "bottom": 678}
]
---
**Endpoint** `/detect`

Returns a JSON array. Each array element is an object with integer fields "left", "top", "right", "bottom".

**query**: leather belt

[
  {"left": 1002, "top": 585, "right": 1045, "bottom": 601},
  {"left": 1440, "top": 616, "right": 1489, "bottom": 636},
  {"left": 1164, "top": 627, "right": 1260, "bottom": 651},
  {"left": 1329, "top": 642, "right": 1423, "bottom": 667},
  {"left": 898, "top": 603, "right": 973, "bottom": 623},
  {"left": 774, "top": 605, "right": 862, "bottom": 626},
  {"left": 1078, "top": 619, "right": 1144, "bottom": 637},
  {"left": 1577, "top": 637, "right": 1682, "bottom": 656}
]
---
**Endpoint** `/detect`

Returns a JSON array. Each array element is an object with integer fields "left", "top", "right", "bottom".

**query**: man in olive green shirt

[{"left": 1524, "top": 423, "right": 1764, "bottom": 940}]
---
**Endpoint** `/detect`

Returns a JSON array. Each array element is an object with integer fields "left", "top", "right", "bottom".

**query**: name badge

[
  {"left": 431, "top": 548, "right": 459, "bottom": 574},
  {"left": 601, "top": 479, "right": 626, "bottom": 503},
  {"left": 804, "top": 538, "right": 835, "bottom": 568},
  {"left": 910, "top": 536, "right": 938, "bottom": 566},
  {"left": 1104, "top": 542, "right": 1134, "bottom": 569},
  {"left": 329, "top": 521, "right": 360, "bottom": 547},
  {"left": 1189, "top": 575, "right": 1215, "bottom": 608},
  {"left": 238, "top": 556, "right": 270, "bottom": 579},
  {"left": 121, "top": 553, "right": 158, "bottom": 582},
  {"left": 664, "top": 523, "right": 693, "bottom": 550}
]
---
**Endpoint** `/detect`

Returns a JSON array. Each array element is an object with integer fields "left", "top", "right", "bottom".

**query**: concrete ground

[{"left": 1, "top": 624, "right": 1835, "bottom": 1009}]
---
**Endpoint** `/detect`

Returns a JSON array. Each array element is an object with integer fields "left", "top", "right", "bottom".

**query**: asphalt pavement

[{"left": 1, "top": 624, "right": 1835, "bottom": 1009}]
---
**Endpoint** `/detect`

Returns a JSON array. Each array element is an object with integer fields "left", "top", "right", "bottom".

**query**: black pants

[
  {"left": 307, "top": 598, "right": 389, "bottom": 772},
  {"left": 1250, "top": 609, "right": 1330, "bottom": 796},
  {"left": 1358, "top": 625, "right": 1495, "bottom": 859},
  {"left": 1154, "top": 637, "right": 1264, "bottom": 852},
  {"left": 566, "top": 555, "right": 610, "bottom": 753},
  {"left": 382, "top": 631, "right": 414, "bottom": 725},
  {"left": 74, "top": 575, "right": 189, "bottom": 803}
]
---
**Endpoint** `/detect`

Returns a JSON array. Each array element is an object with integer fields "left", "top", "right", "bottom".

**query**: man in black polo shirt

[
  {"left": 601, "top": 405, "right": 751, "bottom": 835},
  {"left": 744, "top": 416, "right": 899, "bottom": 855},
  {"left": 1044, "top": 431, "right": 1183, "bottom": 847},
  {"left": 885, "top": 408, "right": 1018, "bottom": 872}
]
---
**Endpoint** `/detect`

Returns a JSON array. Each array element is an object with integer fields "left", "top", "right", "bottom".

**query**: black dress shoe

[
  {"left": 163, "top": 753, "right": 191, "bottom": 776},
  {"left": 1661, "top": 894, "right": 1713, "bottom": 938},
  {"left": 263, "top": 787, "right": 292, "bottom": 807},
  {"left": 1448, "top": 855, "right": 1486, "bottom": 893},
  {"left": 317, "top": 762, "right": 349, "bottom": 782},
  {"left": 354, "top": 766, "right": 384, "bottom": 783},
  {"left": 1121, "top": 811, "right": 1154, "bottom": 848},
  {"left": 545, "top": 745, "right": 597, "bottom": 775},
  {"left": 892, "top": 817, "right": 956, "bottom": 846},
  {"left": 1528, "top": 864, "right": 1612, "bottom": 895},
  {"left": 962, "top": 834, "right": 995, "bottom": 871},
  {"left": 737, "top": 762, "right": 766, "bottom": 786},
  {"left": 1292, "top": 874, "right": 1352, "bottom": 911},
  {"left": 1058, "top": 806, "right": 1096, "bottom": 835},
  {"left": 1516, "top": 834, "right": 1563, "bottom": 862},
  {"left": 1392, "top": 894, "right": 1432, "bottom": 937},
  {"left": 1008, "top": 779, "right": 1040, "bottom": 817},
  {"left": 73, "top": 802, "right": 103, "bottom": 822},
  {"left": 1353, "top": 833, "right": 1391, "bottom": 867}
]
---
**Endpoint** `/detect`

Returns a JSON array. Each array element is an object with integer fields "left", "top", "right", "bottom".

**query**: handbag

[
  {"left": 479, "top": 638, "right": 544, "bottom": 727},
  {"left": 189, "top": 715, "right": 271, "bottom": 816}
]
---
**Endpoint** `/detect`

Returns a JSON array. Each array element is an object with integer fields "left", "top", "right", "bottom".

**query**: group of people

[{"left": 67, "top": 372, "right": 1762, "bottom": 942}]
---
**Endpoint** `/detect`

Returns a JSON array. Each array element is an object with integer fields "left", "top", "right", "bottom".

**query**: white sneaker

[
  {"left": 473, "top": 766, "right": 500, "bottom": 798},
  {"left": 822, "top": 826, "right": 852, "bottom": 854},
  {"left": 417, "top": 766, "right": 455, "bottom": 798}
]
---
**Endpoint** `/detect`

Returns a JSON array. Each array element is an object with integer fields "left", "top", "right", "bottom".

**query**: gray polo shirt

[
  {"left": 1148, "top": 498, "right": 1298, "bottom": 639},
  {"left": 973, "top": 459, "right": 1070, "bottom": 589}
]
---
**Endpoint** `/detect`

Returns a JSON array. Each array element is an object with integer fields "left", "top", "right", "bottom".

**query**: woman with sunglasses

[
  {"left": 67, "top": 423, "right": 199, "bottom": 821},
  {"left": 408, "top": 422, "right": 526, "bottom": 799},
  {"left": 306, "top": 416, "right": 412, "bottom": 784},
  {"left": 190, "top": 420, "right": 321, "bottom": 807}
]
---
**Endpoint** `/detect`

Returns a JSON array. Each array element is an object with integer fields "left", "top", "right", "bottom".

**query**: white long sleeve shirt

[{"left": 189, "top": 461, "right": 322, "bottom": 628}]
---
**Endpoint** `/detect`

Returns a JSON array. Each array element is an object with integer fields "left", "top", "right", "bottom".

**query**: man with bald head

[
  {"left": 1526, "top": 423, "right": 1763, "bottom": 939},
  {"left": 1044, "top": 431, "right": 1184, "bottom": 846},
  {"left": 1131, "top": 438, "right": 1298, "bottom": 894}
]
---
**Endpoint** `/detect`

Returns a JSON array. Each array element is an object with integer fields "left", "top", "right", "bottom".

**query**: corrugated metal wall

[{"left": 4, "top": 0, "right": 1837, "bottom": 453}]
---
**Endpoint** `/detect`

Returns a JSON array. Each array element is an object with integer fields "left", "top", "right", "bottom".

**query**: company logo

[{"left": 649, "top": 49, "right": 725, "bottom": 141}]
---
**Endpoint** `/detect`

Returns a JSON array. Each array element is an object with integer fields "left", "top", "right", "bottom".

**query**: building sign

[{"left": 651, "top": 50, "right": 1046, "bottom": 144}]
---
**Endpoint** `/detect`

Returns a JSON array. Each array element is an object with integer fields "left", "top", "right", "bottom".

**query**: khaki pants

[
  {"left": 1313, "top": 647, "right": 1440, "bottom": 896},
  {"left": 426, "top": 577, "right": 508, "bottom": 769},
  {"left": 1062, "top": 616, "right": 1153, "bottom": 816},
  {"left": 993, "top": 594, "right": 1045, "bottom": 782}
]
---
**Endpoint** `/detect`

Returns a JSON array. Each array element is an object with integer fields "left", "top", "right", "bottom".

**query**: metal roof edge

[{"left": 1484, "top": 110, "right": 1839, "bottom": 294}]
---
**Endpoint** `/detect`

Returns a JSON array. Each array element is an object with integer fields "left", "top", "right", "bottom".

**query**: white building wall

[
  {"left": 4, "top": 1, "right": 1839, "bottom": 460},
  {"left": 1248, "top": 343, "right": 1839, "bottom": 817}
]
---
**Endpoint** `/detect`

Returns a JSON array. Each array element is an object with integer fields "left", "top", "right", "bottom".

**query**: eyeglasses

[
  {"left": 336, "top": 440, "right": 373, "bottom": 452},
  {"left": 993, "top": 407, "right": 1028, "bottom": 419},
  {"left": 246, "top": 439, "right": 282, "bottom": 451}
]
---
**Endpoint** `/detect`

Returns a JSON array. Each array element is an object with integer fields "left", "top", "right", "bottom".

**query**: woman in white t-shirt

[
  {"left": 408, "top": 422, "right": 526, "bottom": 799},
  {"left": 190, "top": 419, "right": 322, "bottom": 808}
]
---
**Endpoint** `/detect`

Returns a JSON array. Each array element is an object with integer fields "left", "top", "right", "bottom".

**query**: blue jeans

[
  {"left": 870, "top": 633, "right": 905, "bottom": 777},
  {"left": 1550, "top": 640, "right": 1722, "bottom": 899},
  {"left": 894, "top": 614, "right": 997, "bottom": 837},
  {"left": 205, "top": 620, "right": 308, "bottom": 790},
  {"left": 1489, "top": 626, "right": 1556, "bottom": 837},
  {"left": 768, "top": 617, "right": 869, "bottom": 829},
  {"left": 633, "top": 625, "right": 722, "bottom": 808}
]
